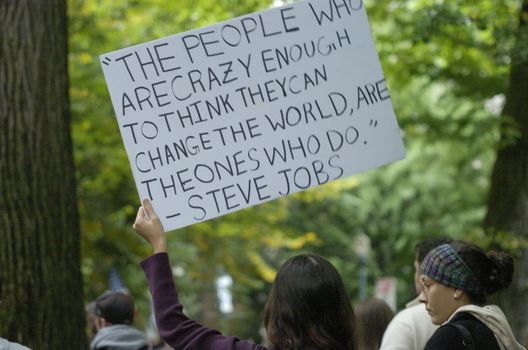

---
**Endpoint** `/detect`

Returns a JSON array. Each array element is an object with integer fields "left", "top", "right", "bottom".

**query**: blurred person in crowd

[
  {"left": 86, "top": 293, "right": 108, "bottom": 341},
  {"left": 86, "top": 267, "right": 130, "bottom": 341},
  {"left": 355, "top": 297, "right": 394, "bottom": 350},
  {"left": 90, "top": 290, "right": 149, "bottom": 350},
  {"left": 420, "top": 241, "right": 525, "bottom": 350},
  {"left": 380, "top": 236, "right": 452, "bottom": 350}
]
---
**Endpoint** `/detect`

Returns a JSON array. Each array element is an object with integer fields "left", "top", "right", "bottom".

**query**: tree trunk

[
  {"left": 483, "top": 0, "right": 528, "bottom": 344},
  {"left": 0, "top": 1, "right": 86, "bottom": 348}
]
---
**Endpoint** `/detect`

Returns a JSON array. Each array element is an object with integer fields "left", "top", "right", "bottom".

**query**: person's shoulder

[
  {"left": 425, "top": 324, "right": 464, "bottom": 349},
  {"left": 434, "top": 323, "right": 464, "bottom": 337},
  {"left": 405, "top": 302, "right": 428, "bottom": 314},
  {"left": 381, "top": 302, "right": 428, "bottom": 332},
  {"left": 450, "top": 311, "right": 488, "bottom": 332},
  {"left": 451, "top": 311, "right": 499, "bottom": 347},
  {"left": 381, "top": 301, "right": 438, "bottom": 350},
  {"left": 380, "top": 304, "right": 424, "bottom": 349},
  {"left": 0, "top": 338, "right": 31, "bottom": 350}
]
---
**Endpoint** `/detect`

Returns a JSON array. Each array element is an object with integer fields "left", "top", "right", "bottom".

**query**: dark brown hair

[
  {"left": 354, "top": 298, "right": 394, "bottom": 350},
  {"left": 451, "top": 241, "right": 514, "bottom": 305},
  {"left": 415, "top": 236, "right": 453, "bottom": 264},
  {"left": 264, "top": 254, "right": 355, "bottom": 350},
  {"left": 95, "top": 291, "right": 135, "bottom": 325}
]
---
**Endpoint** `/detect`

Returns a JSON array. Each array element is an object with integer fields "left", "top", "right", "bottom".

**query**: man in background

[
  {"left": 380, "top": 237, "right": 452, "bottom": 350},
  {"left": 90, "top": 291, "right": 149, "bottom": 350}
]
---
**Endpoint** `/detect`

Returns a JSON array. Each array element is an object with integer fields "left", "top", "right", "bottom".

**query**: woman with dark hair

[
  {"left": 354, "top": 298, "right": 394, "bottom": 350},
  {"left": 134, "top": 199, "right": 355, "bottom": 350},
  {"left": 264, "top": 254, "right": 355, "bottom": 350},
  {"left": 418, "top": 241, "right": 525, "bottom": 350}
]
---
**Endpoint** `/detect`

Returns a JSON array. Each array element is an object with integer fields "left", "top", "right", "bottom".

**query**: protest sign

[{"left": 100, "top": 0, "right": 406, "bottom": 231}]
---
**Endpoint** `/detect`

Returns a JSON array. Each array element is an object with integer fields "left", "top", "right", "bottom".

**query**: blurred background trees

[{"left": 2, "top": 0, "right": 526, "bottom": 347}]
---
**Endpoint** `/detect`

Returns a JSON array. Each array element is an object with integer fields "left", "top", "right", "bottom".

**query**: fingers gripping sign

[{"left": 133, "top": 199, "right": 168, "bottom": 254}]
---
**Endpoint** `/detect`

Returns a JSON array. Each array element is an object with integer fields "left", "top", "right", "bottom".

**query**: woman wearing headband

[{"left": 418, "top": 241, "right": 525, "bottom": 350}]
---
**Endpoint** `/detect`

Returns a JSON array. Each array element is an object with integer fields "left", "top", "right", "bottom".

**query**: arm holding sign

[
  {"left": 133, "top": 199, "right": 167, "bottom": 254},
  {"left": 135, "top": 199, "right": 267, "bottom": 350}
]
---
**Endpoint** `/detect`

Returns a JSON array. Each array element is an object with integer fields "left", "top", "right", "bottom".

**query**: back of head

[
  {"left": 354, "top": 298, "right": 394, "bottom": 350},
  {"left": 451, "top": 241, "right": 514, "bottom": 303},
  {"left": 95, "top": 291, "right": 135, "bottom": 325},
  {"left": 415, "top": 236, "right": 453, "bottom": 264},
  {"left": 264, "top": 254, "right": 355, "bottom": 350}
]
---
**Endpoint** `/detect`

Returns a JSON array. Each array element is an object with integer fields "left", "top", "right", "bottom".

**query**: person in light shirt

[{"left": 380, "top": 237, "right": 452, "bottom": 350}]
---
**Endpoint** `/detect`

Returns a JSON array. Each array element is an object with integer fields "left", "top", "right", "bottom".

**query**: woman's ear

[{"left": 95, "top": 316, "right": 109, "bottom": 331}]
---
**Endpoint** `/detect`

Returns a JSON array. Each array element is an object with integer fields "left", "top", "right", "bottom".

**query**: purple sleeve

[{"left": 141, "top": 253, "right": 268, "bottom": 350}]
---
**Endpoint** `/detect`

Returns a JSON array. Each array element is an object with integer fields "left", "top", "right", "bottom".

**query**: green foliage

[
  {"left": 68, "top": 0, "right": 524, "bottom": 342},
  {"left": 286, "top": 0, "right": 522, "bottom": 306}
]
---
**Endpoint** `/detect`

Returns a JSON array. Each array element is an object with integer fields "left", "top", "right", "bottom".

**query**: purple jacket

[{"left": 141, "top": 253, "right": 268, "bottom": 350}]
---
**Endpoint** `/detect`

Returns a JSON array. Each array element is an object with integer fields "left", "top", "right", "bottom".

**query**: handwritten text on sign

[{"left": 100, "top": 0, "right": 406, "bottom": 231}]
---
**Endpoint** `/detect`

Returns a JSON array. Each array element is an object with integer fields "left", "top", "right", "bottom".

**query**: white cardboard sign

[{"left": 100, "top": 0, "right": 406, "bottom": 231}]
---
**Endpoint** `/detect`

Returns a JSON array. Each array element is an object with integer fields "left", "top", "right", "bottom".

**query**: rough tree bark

[
  {"left": 484, "top": 0, "right": 528, "bottom": 344},
  {"left": 0, "top": 1, "right": 86, "bottom": 348}
]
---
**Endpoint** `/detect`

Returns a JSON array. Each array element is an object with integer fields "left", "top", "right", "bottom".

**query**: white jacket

[
  {"left": 380, "top": 297, "right": 438, "bottom": 350},
  {"left": 0, "top": 338, "right": 31, "bottom": 350},
  {"left": 447, "top": 304, "right": 526, "bottom": 350}
]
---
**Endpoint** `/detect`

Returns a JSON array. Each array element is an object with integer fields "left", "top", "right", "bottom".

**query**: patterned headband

[{"left": 420, "top": 244, "right": 484, "bottom": 294}]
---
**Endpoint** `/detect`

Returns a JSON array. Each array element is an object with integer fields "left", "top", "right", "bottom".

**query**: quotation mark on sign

[
  {"left": 102, "top": 57, "right": 112, "bottom": 66},
  {"left": 369, "top": 119, "right": 378, "bottom": 127}
]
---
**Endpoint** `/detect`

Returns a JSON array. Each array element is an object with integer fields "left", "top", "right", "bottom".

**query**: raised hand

[{"left": 133, "top": 198, "right": 167, "bottom": 254}]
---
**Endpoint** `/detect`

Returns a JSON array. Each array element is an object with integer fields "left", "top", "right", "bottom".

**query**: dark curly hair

[
  {"left": 415, "top": 236, "right": 453, "bottom": 264},
  {"left": 451, "top": 241, "right": 514, "bottom": 305}
]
